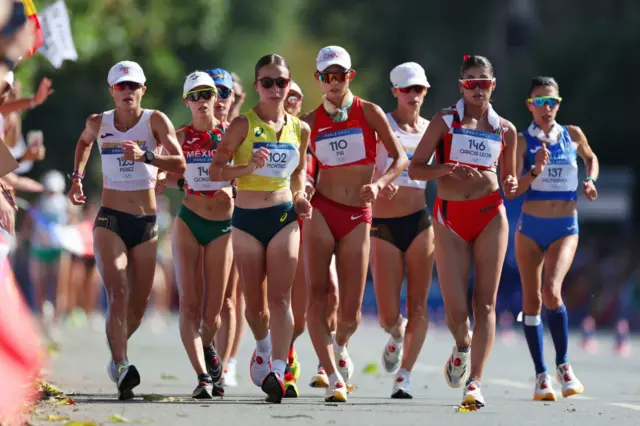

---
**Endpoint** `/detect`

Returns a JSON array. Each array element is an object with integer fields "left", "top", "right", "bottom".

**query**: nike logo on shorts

[{"left": 351, "top": 214, "right": 363, "bottom": 220}]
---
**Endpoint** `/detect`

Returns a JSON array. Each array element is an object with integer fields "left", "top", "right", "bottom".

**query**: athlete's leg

[
  {"left": 173, "top": 218, "right": 207, "bottom": 375},
  {"left": 216, "top": 261, "right": 238, "bottom": 367},
  {"left": 469, "top": 209, "right": 509, "bottom": 382},
  {"left": 402, "top": 226, "right": 435, "bottom": 371},
  {"left": 201, "top": 233, "right": 233, "bottom": 346},
  {"left": 93, "top": 228, "right": 129, "bottom": 364},
  {"left": 291, "top": 242, "right": 307, "bottom": 344},
  {"left": 126, "top": 237, "right": 158, "bottom": 339}
]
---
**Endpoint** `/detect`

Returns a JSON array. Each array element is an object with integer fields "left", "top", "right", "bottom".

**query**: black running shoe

[
  {"left": 203, "top": 344, "right": 223, "bottom": 383},
  {"left": 117, "top": 364, "right": 141, "bottom": 401},
  {"left": 261, "top": 372, "right": 285, "bottom": 404},
  {"left": 192, "top": 374, "right": 214, "bottom": 399}
]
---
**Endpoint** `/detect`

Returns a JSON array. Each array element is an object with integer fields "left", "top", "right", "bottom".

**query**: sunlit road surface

[{"left": 30, "top": 315, "right": 640, "bottom": 425}]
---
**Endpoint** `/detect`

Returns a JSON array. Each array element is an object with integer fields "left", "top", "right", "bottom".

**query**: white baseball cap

[
  {"left": 316, "top": 46, "right": 352, "bottom": 72},
  {"left": 107, "top": 61, "right": 146, "bottom": 86},
  {"left": 42, "top": 170, "right": 66, "bottom": 193},
  {"left": 289, "top": 81, "right": 303, "bottom": 97},
  {"left": 183, "top": 71, "right": 217, "bottom": 98},
  {"left": 390, "top": 62, "right": 430, "bottom": 89}
]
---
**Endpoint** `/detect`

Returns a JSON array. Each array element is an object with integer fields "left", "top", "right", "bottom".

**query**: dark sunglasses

[
  {"left": 185, "top": 88, "right": 217, "bottom": 102},
  {"left": 459, "top": 79, "right": 494, "bottom": 90},
  {"left": 258, "top": 77, "right": 290, "bottom": 89},
  {"left": 527, "top": 96, "right": 562, "bottom": 108},
  {"left": 112, "top": 82, "right": 144, "bottom": 91},
  {"left": 216, "top": 85, "right": 232, "bottom": 100},
  {"left": 317, "top": 71, "right": 350, "bottom": 84},
  {"left": 398, "top": 85, "right": 427, "bottom": 94}
]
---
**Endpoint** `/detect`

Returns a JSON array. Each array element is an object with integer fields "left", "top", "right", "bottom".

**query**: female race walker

[
  {"left": 302, "top": 46, "right": 408, "bottom": 403},
  {"left": 210, "top": 54, "right": 312, "bottom": 403},
  {"left": 408, "top": 55, "right": 518, "bottom": 408},
  {"left": 167, "top": 71, "right": 234, "bottom": 398},
  {"left": 68, "top": 61, "right": 186, "bottom": 400},
  {"left": 507, "top": 76, "right": 598, "bottom": 401},
  {"left": 371, "top": 62, "right": 435, "bottom": 399}
]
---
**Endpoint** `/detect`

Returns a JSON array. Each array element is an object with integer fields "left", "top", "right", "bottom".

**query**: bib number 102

[
  {"left": 118, "top": 158, "right": 134, "bottom": 167},
  {"left": 468, "top": 139, "right": 486, "bottom": 151},
  {"left": 269, "top": 152, "right": 287, "bottom": 163}
]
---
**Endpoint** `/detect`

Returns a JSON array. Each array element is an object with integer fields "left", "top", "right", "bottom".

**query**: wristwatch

[
  {"left": 177, "top": 178, "right": 185, "bottom": 192},
  {"left": 144, "top": 150, "right": 155, "bottom": 164}
]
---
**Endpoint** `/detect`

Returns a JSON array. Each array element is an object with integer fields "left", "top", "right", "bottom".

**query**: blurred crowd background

[{"left": 2, "top": 0, "right": 639, "bottom": 348}]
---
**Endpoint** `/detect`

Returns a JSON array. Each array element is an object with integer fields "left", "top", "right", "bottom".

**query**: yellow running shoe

[
  {"left": 284, "top": 367, "right": 299, "bottom": 398},
  {"left": 288, "top": 345, "right": 301, "bottom": 381}
]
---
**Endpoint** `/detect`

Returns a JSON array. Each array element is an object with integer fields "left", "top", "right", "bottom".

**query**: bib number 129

[{"left": 118, "top": 158, "right": 134, "bottom": 167}]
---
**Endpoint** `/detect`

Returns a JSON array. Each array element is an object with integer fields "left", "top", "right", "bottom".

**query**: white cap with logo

[
  {"left": 316, "top": 46, "right": 352, "bottom": 72},
  {"left": 107, "top": 61, "right": 146, "bottom": 86},
  {"left": 390, "top": 62, "right": 430, "bottom": 89},
  {"left": 183, "top": 71, "right": 216, "bottom": 98},
  {"left": 289, "top": 81, "right": 303, "bottom": 97}
]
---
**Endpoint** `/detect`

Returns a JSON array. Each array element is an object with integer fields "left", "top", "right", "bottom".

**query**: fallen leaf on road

[
  {"left": 361, "top": 363, "right": 378, "bottom": 374},
  {"left": 455, "top": 405, "right": 479, "bottom": 412},
  {"left": 346, "top": 384, "right": 357, "bottom": 394},
  {"left": 108, "top": 414, "right": 130, "bottom": 422},
  {"left": 63, "top": 422, "right": 98, "bottom": 426},
  {"left": 142, "top": 394, "right": 185, "bottom": 403},
  {"left": 41, "top": 414, "right": 70, "bottom": 421},
  {"left": 56, "top": 398, "right": 77, "bottom": 406},
  {"left": 39, "top": 380, "right": 65, "bottom": 397},
  {"left": 160, "top": 374, "right": 178, "bottom": 381}
]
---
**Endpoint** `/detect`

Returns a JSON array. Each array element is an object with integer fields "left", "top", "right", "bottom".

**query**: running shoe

[
  {"left": 461, "top": 379, "right": 485, "bottom": 408},
  {"left": 117, "top": 364, "right": 140, "bottom": 401},
  {"left": 533, "top": 372, "right": 557, "bottom": 401},
  {"left": 334, "top": 346, "right": 354, "bottom": 388},
  {"left": 106, "top": 358, "right": 118, "bottom": 383},
  {"left": 203, "top": 344, "right": 223, "bottom": 383},
  {"left": 192, "top": 374, "right": 214, "bottom": 399},
  {"left": 443, "top": 344, "right": 470, "bottom": 388},
  {"left": 382, "top": 336, "right": 403, "bottom": 373},
  {"left": 324, "top": 378, "right": 347, "bottom": 403},
  {"left": 261, "top": 371, "right": 285, "bottom": 403},
  {"left": 309, "top": 363, "right": 329, "bottom": 388},
  {"left": 391, "top": 373, "right": 413, "bottom": 399},
  {"left": 288, "top": 345, "right": 301, "bottom": 381},
  {"left": 223, "top": 359, "right": 238, "bottom": 387},
  {"left": 250, "top": 349, "right": 272, "bottom": 387},
  {"left": 556, "top": 363, "right": 584, "bottom": 398},
  {"left": 284, "top": 366, "right": 299, "bottom": 398}
]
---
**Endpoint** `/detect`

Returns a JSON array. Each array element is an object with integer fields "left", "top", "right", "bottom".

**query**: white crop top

[
  {"left": 375, "top": 112, "right": 431, "bottom": 190},
  {"left": 98, "top": 109, "right": 158, "bottom": 191}
]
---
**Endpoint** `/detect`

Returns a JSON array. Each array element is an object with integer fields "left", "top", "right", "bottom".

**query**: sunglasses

[
  {"left": 112, "top": 81, "right": 144, "bottom": 91},
  {"left": 216, "top": 85, "right": 232, "bottom": 100},
  {"left": 527, "top": 96, "right": 562, "bottom": 108},
  {"left": 317, "top": 71, "right": 350, "bottom": 84},
  {"left": 258, "top": 77, "right": 290, "bottom": 89},
  {"left": 398, "top": 85, "right": 427, "bottom": 94},
  {"left": 286, "top": 95, "right": 301, "bottom": 105},
  {"left": 459, "top": 79, "right": 495, "bottom": 90},
  {"left": 185, "top": 88, "right": 217, "bottom": 102}
]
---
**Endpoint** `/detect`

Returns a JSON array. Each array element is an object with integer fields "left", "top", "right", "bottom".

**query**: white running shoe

[
  {"left": 309, "top": 364, "right": 329, "bottom": 388},
  {"left": 223, "top": 359, "right": 238, "bottom": 387},
  {"left": 533, "top": 372, "right": 557, "bottom": 401},
  {"left": 106, "top": 358, "right": 118, "bottom": 383},
  {"left": 461, "top": 379, "right": 485, "bottom": 408},
  {"left": 324, "top": 377, "right": 348, "bottom": 402},
  {"left": 443, "top": 345, "right": 470, "bottom": 388},
  {"left": 334, "top": 345, "right": 354, "bottom": 387},
  {"left": 556, "top": 363, "right": 584, "bottom": 398},
  {"left": 382, "top": 339, "right": 403, "bottom": 374},
  {"left": 391, "top": 373, "right": 412, "bottom": 399},
  {"left": 250, "top": 350, "right": 272, "bottom": 387}
]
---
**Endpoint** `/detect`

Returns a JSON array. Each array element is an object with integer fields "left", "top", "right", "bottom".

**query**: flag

[
  {"left": 0, "top": 233, "right": 45, "bottom": 424},
  {"left": 19, "top": 0, "right": 44, "bottom": 58},
  {"left": 37, "top": 0, "right": 78, "bottom": 69}
]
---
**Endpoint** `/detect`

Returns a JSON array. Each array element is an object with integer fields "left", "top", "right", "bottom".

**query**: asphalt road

[{"left": 30, "top": 314, "right": 640, "bottom": 426}]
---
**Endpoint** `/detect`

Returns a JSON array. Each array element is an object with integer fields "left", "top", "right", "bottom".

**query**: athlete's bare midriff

[
  {"left": 182, "top": 192, "right": 233, "bottom": 221},
  {"left": 522, "top": 199, "right": 577, "bottom": 218},
  {"left": 372, "top": 186, "right": 425, "bottom": 218},
  {"left": 315, "top": 165, "right": 375, "bottom": 207},
  {"left": 102, "top": 188, "right": 156, "bottom": 216},
  {"left": 235, "top": 188, "right": 292, "bottom": 209},
  {"left": 436, "top": 172, "right": 499, "bottom": 201}
]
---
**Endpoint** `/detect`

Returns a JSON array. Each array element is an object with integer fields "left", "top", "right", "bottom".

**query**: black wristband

[
  {"left": 530, "top": 170, "right": 539, "bottom": 178},
  {"left": 177, "top": 178, "right": 185, "bottom": 192},
  {"left": 232, "top": 185, "right": 237, "bottom": 199}
]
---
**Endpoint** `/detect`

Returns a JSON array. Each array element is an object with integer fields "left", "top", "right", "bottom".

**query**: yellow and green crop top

[{"left": 233, "top": 108, "right": 302, "bottom": 191}]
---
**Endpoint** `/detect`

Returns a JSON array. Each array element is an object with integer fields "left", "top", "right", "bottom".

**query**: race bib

[
  {"left": 315, "top": 128, "right": 366, "bottom": 166},
  {"left": 449, "top": 128, "right": 502, "bottom": 168},
  {"left": 531, "top": 163, "right": 578, "bottom": 192},
  {"left": 385, "top": 152, "right": 426, "bottom": 189},
  {"left": 101, "top": 142, "right": 154, "bottom": 181},
  {"left": 184, "top": 150, "right": 229, "bottom": 191},
  {"left": 252, "top": 142, "right": 300, "bottom": 178}
]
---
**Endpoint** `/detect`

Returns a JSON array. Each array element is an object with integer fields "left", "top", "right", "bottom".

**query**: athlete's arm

[
  {"left": 504, "top": 134, "right": 537, "bottom": 200},
  {"left": 362, "top": 102, "right": 408, "bottom": 190},
  {"left": 291, "top": 121, "right": 310, "bottom": 201},
  {"left": 209, "top": 116, "right": 261, "bottom": 182},
  {"left": 499, "top": 119, "right": 518, "bottom": 195},
  {"left": 147, "top": 111, "right": 186, "bottom": 174},
  {"left": 408, "top": 111, "right": 455, "bottom": 181},
  {"left": 569, "top": 125, "right": 599, "bottom": 201},
  {"left": 569, "top": 125, "right": 599, "bottom": 181},
  {"left": 72, "top": 114, "right": 101, "bottom": 175}
]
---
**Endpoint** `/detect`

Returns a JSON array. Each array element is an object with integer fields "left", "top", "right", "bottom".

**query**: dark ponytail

[
  {"left": 528, "top": 76, "right": 559, "bottom": 97},
  {"left": 254, "top": 54, "right": 290, "bottom": 82},
  {"left": 460, "top": 55, "right": 494, "bottom": 78}
]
